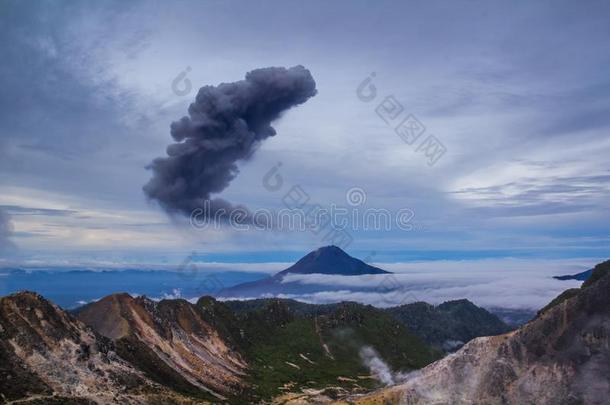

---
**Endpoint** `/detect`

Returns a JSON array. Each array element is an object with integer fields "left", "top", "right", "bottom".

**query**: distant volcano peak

[
  {"left": 312, "top": 245, "right": 350, "bottom": 258},
  {"left": 276, "top": 245, "right": 390, "bottom": 276},
  {"left": 217, "top": 246, "right": 391, "bottom": 299}
]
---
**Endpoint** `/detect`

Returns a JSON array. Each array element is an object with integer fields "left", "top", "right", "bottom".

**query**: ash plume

[{"left": 143, "top": 65, "right": 317, "bottom": 222}]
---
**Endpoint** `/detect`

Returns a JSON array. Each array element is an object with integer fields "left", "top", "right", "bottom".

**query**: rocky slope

[
  {"left": 347, "top": 259, "right": 610, "bottom": 405},
  {"left": 74, "top": 293, "right": 247, "bottom": 401},
  {"left": 0, "top": 292, "right": 200, "bottom": 404}
]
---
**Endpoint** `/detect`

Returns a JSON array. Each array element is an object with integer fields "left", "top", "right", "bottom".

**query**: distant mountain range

[
  {"left": 2, "top": 254, "right": 609, "bottom": 403},
  {"left": 553, "top": 268, "right": 593, "bottom": 281},
  {"left": 218, "top": 245, "right": 391, "bottom": 298}
]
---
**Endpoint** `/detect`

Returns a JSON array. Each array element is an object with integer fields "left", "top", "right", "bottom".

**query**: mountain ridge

[
  {"left": 1, "top": 289, "right": 508, "bottom": 403},
  {"left": 347, "top": 259, "right": 610, "bottom": 404},
  {"left": 74, "top": 292, "right": 247, "bottom": 400},
  {"left": 553, "top": 268, "right": 593, "bottom": 281},
  {"left": 387, "top": 299, "right": 511, "bottom": 351},
  {"left": 0, "top": 291, "right": 198, "bottom": 404},
  {"left": 73, "top": 291, "right": 442, "bottom": 402}
]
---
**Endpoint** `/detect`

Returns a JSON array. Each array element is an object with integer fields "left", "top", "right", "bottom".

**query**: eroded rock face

[
  {"left": 75, "top": 293, "right": 247, "bottom": 400},
  {"left": 0, "top": 292, "right": 165, "bottom": 404},
  {"left": 350, "top": 266, "right": 610, "bottom": 405}
]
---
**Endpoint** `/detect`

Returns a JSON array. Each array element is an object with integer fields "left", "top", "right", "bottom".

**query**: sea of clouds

[{"left": 245, "top": 257, "right": 596, "bottom": 310}]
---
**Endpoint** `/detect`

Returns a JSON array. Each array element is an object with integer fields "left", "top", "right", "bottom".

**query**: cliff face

[
  {"left": 0, "top": 292, "right": 192, "bottom": 404},
  {"left": 74, "top": 293, "right": 247, "bottom": 401},
  {"left": 349, "top": 263, "right": 610, "bottom": 405}
]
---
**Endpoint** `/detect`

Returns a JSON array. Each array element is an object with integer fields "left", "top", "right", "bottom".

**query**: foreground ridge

[
  {"left": 0, "top": 291, "right": 203, "bottom": 404},
  {"left": 346, "top": 260, "right": 610, "bottom": 405}
]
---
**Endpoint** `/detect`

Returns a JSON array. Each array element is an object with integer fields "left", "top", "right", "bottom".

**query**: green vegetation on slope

[
  {"left": 219, "top": 299, "right": 441, "bottom": 402},
  {"left": 386, "top": 299, "right": 510, "bottom": 349},
  {"left": 74, "top": 294, "right": 508, "bottom": 403}
]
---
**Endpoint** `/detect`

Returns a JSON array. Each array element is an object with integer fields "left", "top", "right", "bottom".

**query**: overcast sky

[{"left": 1, "top": 0, "right": 609, "bottom": 267}]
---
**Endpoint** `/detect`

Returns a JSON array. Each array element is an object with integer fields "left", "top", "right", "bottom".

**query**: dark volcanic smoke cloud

[{"left": 144, "top": 65, "right": 317, "bottom": 221}]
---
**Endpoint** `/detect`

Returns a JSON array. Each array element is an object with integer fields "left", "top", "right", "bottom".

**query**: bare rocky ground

[
  {"left": 0, "top": 291, "right": 209, "bottom": 405},
  {"left": 338, "top": 260, "right": 610, "bottom": 405}
]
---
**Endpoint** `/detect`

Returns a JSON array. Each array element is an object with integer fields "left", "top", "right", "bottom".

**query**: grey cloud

[
  {"left": 2, "top": 0, "right": 610, "bottom": 260},
  {"left": 0, "top": 2, "right": 129, "bottom": 160},
  {"left": 0, "top": 205, "right": 78, "bottom": 217},
  {"left": 0, "top": 208, "right": 16, "bottom": 252},
  {"left": 143, "top": 65, "right": 317, "bottom": 221},
  {"left": 452, "top": 173, "right": 610, "bottom": 217},
  {"left": 423, "top": 80, "right": 610, "bottom": 136},
  {"left": 539, "top": 82, "right": 610, "bottom": 136},
  {"left": 542, "top": 108, "right": 610, "bottom": 137},
  {"left": 465, "top": 203, "right": 596, "bottom": 218}
]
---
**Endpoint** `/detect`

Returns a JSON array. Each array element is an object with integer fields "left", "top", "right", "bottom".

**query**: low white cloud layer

[{"left": 260, "top": 257, "right": 597, "bottom": 310}]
